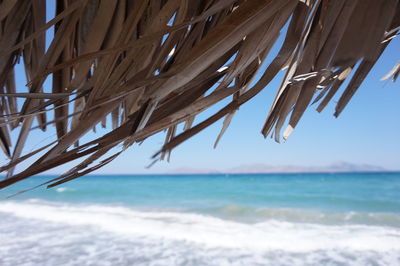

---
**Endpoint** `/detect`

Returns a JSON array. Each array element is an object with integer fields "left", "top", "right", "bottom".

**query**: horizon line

[{"left": 2, "top": 170, "right": 399, "bottom": 177}]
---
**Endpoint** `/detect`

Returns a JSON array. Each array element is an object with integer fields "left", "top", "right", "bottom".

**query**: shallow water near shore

[{"left": 1, "top": 172, "right": 400, "bottom": 266}]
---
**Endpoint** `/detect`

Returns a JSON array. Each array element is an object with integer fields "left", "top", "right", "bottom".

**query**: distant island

[{"left": 167, "top": 162, "right": 389, "bottom": 175}]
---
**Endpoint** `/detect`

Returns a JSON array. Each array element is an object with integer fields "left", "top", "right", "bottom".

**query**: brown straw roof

[{"left": 0, "top": 0, "right": 399, "bottom": 189}]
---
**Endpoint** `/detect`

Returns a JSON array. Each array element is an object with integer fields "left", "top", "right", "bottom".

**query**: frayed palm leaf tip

[{"left": 0, "top": 0, "right": 399, "bottom": 188}]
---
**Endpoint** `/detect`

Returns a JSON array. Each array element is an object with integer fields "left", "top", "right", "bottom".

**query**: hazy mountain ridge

[{"left": 168, "top": 162, "right": 387, "bottom": 174}]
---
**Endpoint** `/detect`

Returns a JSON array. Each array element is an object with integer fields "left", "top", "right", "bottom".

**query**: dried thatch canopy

[{"left": 0, "top": 0, "right": 399, "bottom": 189}]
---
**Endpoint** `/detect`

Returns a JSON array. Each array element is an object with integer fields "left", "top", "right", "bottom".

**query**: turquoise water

[{"left": 1, "top": 172, "right": 400, "bottom": 265}]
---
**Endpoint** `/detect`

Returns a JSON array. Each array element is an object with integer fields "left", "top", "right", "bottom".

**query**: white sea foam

[
  {"left": 55, "top": 187, "right": 74, "bottom": 193},
  {"left": 206, "top": 205, "right": 400, "bottom": 227},
  {"left": 1, "top": 200, "right": 400, "bottom": 266}
]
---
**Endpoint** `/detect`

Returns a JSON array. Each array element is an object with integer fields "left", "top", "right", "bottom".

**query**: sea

[{"left": 0, "top": 172, "right": 399, "bottom": 266}]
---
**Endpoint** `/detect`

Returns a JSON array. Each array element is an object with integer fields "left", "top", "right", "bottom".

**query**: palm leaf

[{"left": 0, "top": 0, "right": 398, "bottom": 189}]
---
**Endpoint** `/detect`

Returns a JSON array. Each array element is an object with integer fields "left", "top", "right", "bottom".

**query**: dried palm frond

[{"left": 0, "top": 0, "right": 399, "bottom": 189}]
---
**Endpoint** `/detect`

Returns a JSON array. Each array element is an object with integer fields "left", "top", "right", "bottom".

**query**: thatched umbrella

[{"left": 0, "top": 0, "right": 398, "bottom": 189}]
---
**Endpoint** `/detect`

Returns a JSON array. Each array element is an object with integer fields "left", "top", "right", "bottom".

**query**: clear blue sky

[
  {"left": 110, "top": 36, "right": 400, "bottom": 173},
  {"left": 1, "top": 3, "right": 399, "bottom": 174},
  {"left": 99, "top": 34, "right": 400, "bottom": 173}
]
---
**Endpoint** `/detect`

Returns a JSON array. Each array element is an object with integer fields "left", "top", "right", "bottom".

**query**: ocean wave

[
  {"left": 55, "top": 187, "right": 75, "bottom": 193},
  {"left": 200, "top": 204, "right": 400, "bottom": 227},
  {"left": 1, "top": 200, "right": 399, "bottom": 250},
  {"left": 0, "top": 200, "right": 400, "bottom": 265}
]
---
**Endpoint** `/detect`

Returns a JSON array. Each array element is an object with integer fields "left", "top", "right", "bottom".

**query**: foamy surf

[
  {"left": 55, "top": 187, "right": 75, "bottom": 193},
  {"left": 199, "top": 204, "right": 400, "bottom": 227},
  {"left": 1, "top": 200, "right": 399, "bottom": 266}
]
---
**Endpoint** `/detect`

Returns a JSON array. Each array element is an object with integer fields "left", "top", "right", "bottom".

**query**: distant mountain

[
  {"left": 228, "top": 162, "right": 386, "bottom": 174},
  {"left": 323, "top": 162, "right": 386, "bottom": 173},
  {"left": 168, "top": 162, "right": 386, "bottom": 174},
  {"left": 167, "top": 167, "right": 220, "bottom": 175}
]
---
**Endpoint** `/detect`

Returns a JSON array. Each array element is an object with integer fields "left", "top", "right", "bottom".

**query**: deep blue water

[
  {"left": 1, "top": 172, "right": 400, "bottom": 265},
  {"left": 2, "top": 172, "right": 400, "bottom": 213}
]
